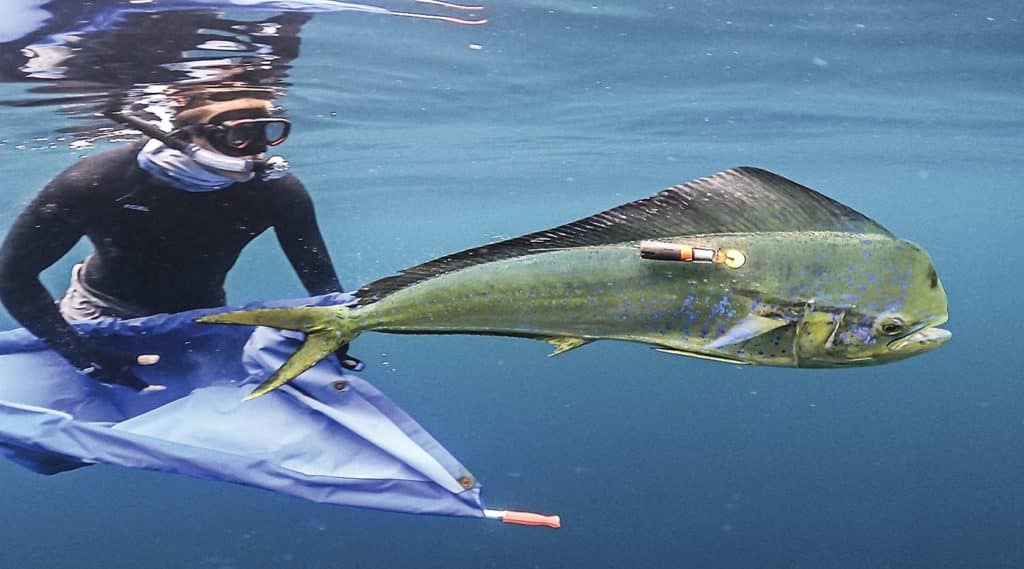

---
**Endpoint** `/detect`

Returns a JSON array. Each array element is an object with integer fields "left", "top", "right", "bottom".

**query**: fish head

[{"left": 794, "top": 238, "right": 950, "bottom": 366}]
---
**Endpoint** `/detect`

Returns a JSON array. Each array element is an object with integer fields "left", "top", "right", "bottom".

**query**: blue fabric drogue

[
  {"left": 136, "top": 138, "right": 241, "bottom": 192},
  {"left": 0, "top": 293, "right": 485, "bottom": 519}
]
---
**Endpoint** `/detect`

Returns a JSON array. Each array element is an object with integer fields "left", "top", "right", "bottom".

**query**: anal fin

[
  {"left": 655, "top": 348, "right": 750, "bottom": 365},
  {"left": 544, "top": 337, "right": 592, "bottom": 356}
]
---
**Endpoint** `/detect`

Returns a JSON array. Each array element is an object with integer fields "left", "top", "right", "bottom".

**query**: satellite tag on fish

[{"left": 198, "top": 167, "right": 950, "bottom": 399}]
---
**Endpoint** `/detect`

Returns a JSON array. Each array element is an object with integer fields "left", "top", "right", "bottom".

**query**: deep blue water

[{"left": 0, "top": 1, "right": 1022, "bottom": 567}]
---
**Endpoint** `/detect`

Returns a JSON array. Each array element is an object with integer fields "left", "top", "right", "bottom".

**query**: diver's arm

[
  {"left": 272, "top": 178, "right": 362, "bottom": 370},
  {"left": 272, "top": 178, "right": 343, "bottom": 296},
  {"left": 0, "top": 183, "right": 94, "bottom": 365},
  {"left": 0, "top": 181, "right": 157, "bottom": 390}
]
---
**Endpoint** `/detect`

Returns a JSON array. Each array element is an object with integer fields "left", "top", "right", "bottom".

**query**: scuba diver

[{"left": 0, "top": 97, "right": 362, "bottom": 391}]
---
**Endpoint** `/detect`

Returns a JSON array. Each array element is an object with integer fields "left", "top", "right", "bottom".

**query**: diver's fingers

[{"left": 136, "top": 354, "right": 163, "bottom": 393}]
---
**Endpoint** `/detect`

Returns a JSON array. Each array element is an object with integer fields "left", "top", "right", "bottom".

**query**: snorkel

[{"left": 110, "top": 110, "right": 290, "bottom": 181}]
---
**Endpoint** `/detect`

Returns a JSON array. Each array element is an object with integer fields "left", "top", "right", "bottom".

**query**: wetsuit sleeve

[
  {"left": 0, "top": 179, "right": 94, "bottom": 367},
  {"left": 271, "top": 177, "right": 343, "bottom": 296}
]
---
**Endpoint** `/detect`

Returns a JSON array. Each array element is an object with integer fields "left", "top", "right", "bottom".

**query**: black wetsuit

[{"left": 0, "top": 139, "right": 341, "bottom": 376}]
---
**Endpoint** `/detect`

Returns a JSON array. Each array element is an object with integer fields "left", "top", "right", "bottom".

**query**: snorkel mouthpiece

[
  {"left": 184, "top": 143, "right": 255, "bottom": 177},
  {"left": 184, "top": 144, "right": 289, "bottom": 181}
]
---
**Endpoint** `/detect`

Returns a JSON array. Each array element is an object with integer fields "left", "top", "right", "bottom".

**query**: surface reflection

[{"left": 0, "top": 0, "right": 485, "bottom": 137}]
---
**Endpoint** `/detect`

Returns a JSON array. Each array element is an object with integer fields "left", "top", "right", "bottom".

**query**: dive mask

[{"left": 199, "top": 117, "right": 291, "bottom": 156}]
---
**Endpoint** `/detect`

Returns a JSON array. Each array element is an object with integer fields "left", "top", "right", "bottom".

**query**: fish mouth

[{"left": 888, "top": 315, "right": 951, "bottom": 352}]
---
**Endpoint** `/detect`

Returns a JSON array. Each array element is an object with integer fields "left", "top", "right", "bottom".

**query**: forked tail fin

[{"left": 196, "top": 306, "right": 360, "bottom": 400}]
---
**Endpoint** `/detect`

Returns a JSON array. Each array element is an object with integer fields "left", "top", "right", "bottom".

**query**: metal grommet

[
  {"left": 458, "top": 474, "right": 475, "bottom": 489},
  {"left": 332, "top": 380, "right": 349, "bottom": 392}
]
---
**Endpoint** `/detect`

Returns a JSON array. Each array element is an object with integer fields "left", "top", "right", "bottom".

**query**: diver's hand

[
  {"left": 73, "top": 349, "right": 165, "bottom": 392},
  {"left": 335, "top": 344, "right": 364, "bottom": 372}
]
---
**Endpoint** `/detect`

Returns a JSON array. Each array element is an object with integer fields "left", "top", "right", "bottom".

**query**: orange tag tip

[{"left": 501, "top": 510, "right": 561, "bottom": 528}]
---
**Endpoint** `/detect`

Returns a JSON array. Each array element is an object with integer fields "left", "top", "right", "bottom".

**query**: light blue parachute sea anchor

[{"left": 0, "top": 294, "right": 559, "bottom": 528}]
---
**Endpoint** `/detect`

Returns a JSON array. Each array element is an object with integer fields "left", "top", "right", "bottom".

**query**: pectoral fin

[
  {"left": 704, "top": 315, "right": 790, "bottom": 350},
  {"left": 544, "top": 337, "right": 592, "bottom": 356}
]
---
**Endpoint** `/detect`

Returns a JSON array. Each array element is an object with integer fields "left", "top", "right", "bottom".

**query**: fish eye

[{"left": 876, "top": 316, "right": 906, "bottom": 336}]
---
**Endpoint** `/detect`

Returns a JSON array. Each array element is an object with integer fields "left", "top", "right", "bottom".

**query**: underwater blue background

[{"left": 0, "top": 0, "right": 1022, "bottom": 567}]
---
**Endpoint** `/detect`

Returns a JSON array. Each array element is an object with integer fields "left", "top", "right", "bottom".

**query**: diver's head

[{"left": 174, "top": 98, "right": 290, "bottom": 158}]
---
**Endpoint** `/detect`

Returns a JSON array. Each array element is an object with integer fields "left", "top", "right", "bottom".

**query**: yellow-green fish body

[
  {"left": 198, "top": 168, "right": 950, "bottom": 399},
  {"left": 355, "top": 230, "right": 945, "bottom": 364}
]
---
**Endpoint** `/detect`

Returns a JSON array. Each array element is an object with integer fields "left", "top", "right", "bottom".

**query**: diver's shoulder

[
  {"left": 242, "top": 174, "right": 317, "bottom": 221},
  {"left": 69, "top": 139, "right": 145, "bottom": 169},
  {"left": 51, "top": 140, "right": 147, "bottom": 192},
  {"left": 259, "top": 172, "right": 306, "bottom": 193},
  {"left": 256, "top": 173, "right": 313, "bottom": 203}
]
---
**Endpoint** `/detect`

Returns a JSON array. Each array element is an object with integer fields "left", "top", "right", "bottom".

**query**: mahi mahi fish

[{"left": 198, "top": 167, "right": 951, "bottom": 399}]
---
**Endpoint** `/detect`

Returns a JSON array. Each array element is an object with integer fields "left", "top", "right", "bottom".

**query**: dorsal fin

[{"left": 357, "top": 167, "right": 890, "bottom": 306}]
